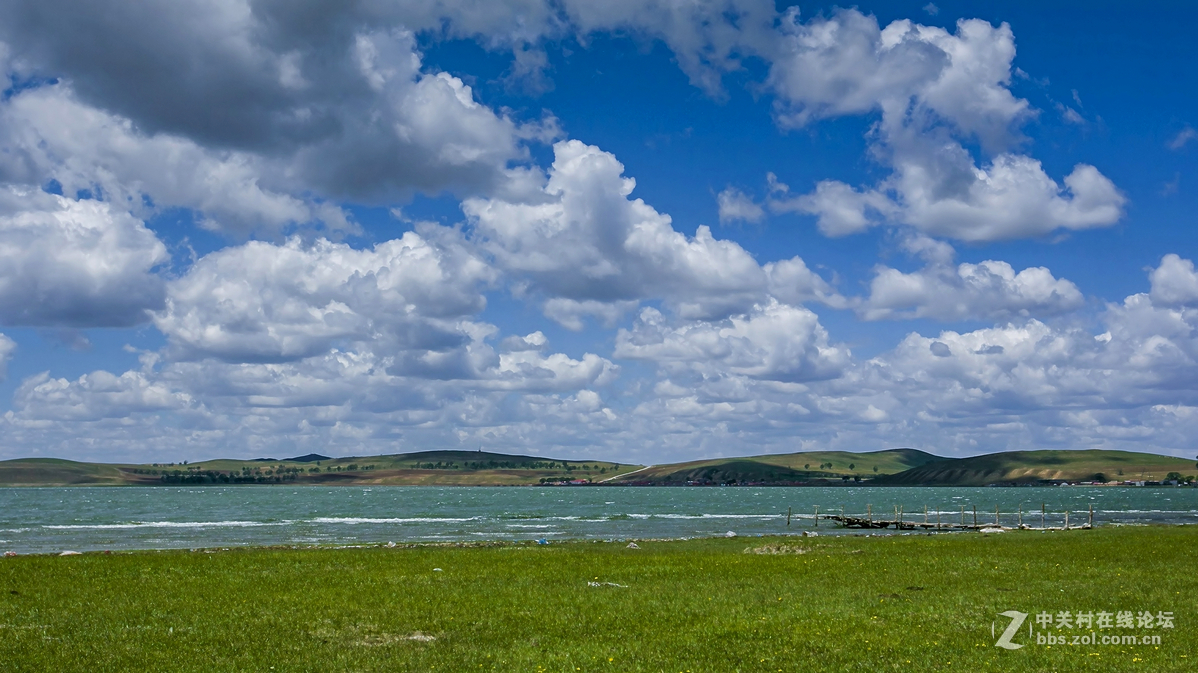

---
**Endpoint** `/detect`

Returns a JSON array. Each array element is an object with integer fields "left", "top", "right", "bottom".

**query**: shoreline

[
  {"left": 7, "top": 520, "right": 1187, "bottom": 558},
  {"left": 1, "top": 480, "right": 1194, "bottom": 488}
]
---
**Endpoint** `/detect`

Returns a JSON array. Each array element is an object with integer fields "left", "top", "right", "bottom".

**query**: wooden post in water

[
  {"left": 867, "top": 504, "right": 872, "bottom": 525},
  {"left": 972, "top": 505, "right": 977, "bottom": 528},
  {"left": 995, "top": 505, "right": 1000, "bottom": 526},
  {"left": 960, "top": 505, "right": 965, "bottom": 526},
  {"left": 1065, "top": 510, "right": 1069, "bottom": 530},
  {"left": 1089, "top": 504, "right": 1093, "bottom": 528},
  {"left": 899, "top": 505, "right": 904, "bottom": 526},
  {"left": 814, "top": 505, "right": 819, "bottom": 528},
  {"left": 936, "top": 507, "right": 941, "bottom": 531},
  {"left": 1018, "top": 506, "right": 1023, "bottom": 528},
  {"left": 787, "top": 506, "right": 792, "bottom": 527},
  {"left": 924, "top": 505, "right": 928, "bottom": 525},
  {"left": 1041, "top": 503, "right": 1046, "bottom": 529}
]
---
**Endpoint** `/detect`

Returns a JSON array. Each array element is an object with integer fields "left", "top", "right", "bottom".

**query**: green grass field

[{"left": 2, "top": 526, "right": 1193, "bottom": 671}]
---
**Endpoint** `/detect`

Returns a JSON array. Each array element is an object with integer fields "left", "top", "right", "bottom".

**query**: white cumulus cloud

[
  {"left": 0, "top": 332, "right": 14, "bottom": 380},
  {"left": 1149, "top": 254, "right": 1198, "bottom": 306},
  {"left": 13, "top": 370, "right": 193, "bottom": 421},
  {"left": 155, "top": 227, "right": 494, "bottom": 363},
  {"left": 860, "top": 237, "right": 1084, "bottom": 321},
  {"left": 467, "top": 140, "right": 788, "bottom": 325},
  {"left": 615, "top": 301, "right": 850, "bottom": 383},
  {"left": 0, "top": 188, "right": 167, "bottom": 327},
  {"left": 716, "top": 186, "right": 765, "bottom": 224},
  {"left": 764, "top": 10, "right": 1125, "bottom": 242}
]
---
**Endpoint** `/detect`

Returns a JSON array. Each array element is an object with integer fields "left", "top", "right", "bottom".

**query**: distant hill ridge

[
  {"left": 604, "top": 448, "right": 939, "bottom": 485},
  {"left": 0, "top": 448, "right": 1193, "bottom": 487},
  {"left": 877, "top": 449, "right": 1196, "bottom": 486},
  {"left": 0, "top": 450, "right": 633, "bottom": 487},
  {"left": 286, "top": 454, "right": 330, "bottom": 463}
]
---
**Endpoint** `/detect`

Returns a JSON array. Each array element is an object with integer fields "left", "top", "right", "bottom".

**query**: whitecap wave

[
  {"left": 42, "top": 520, "right": 291, "bottom": 530},
  {"left": 308, "top": 516, "right": 481, "bottom": 525},
  {"left": 625, "top": 513, "right": 779, "bottom": 520}
]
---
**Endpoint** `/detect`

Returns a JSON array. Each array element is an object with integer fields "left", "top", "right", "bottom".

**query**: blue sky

[{"left": 0, "top": 1, "right": 1195, "bottom": 463}]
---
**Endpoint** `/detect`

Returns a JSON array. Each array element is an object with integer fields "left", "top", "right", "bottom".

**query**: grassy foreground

[{"left": 1, "top": 527, "right": 1194, "bottom": 672}]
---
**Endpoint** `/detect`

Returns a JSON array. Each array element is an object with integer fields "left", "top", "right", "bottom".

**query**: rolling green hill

[
  {"left": 3, "top": 447, "right": 1194, "bottom": 487},
  {"left": 0, "top": 450, "right": 638, "bottom": 487},
  {"left": 879, "top": 449, "right": 1197, "bottom": 486},
  {"left": 0, "top": 458, "right": 130, "bottom": 486},
  {"left": 606, "top": 448, "right": 939, "bottom": 485}
]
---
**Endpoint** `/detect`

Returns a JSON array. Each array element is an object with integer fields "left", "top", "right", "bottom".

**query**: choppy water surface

[{"left": 2, "top": 486, "right": 1196, "bottom": 554}]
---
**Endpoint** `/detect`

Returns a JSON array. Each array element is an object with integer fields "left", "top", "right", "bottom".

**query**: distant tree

[
  {"left": 804, "top": 464, "right": 810, "bottom": 470},
  {"left": 873, "top": 466, "right": 878, "bottom": 473},
  {"left": 849, "top": 463, "right": 855, "bottom": 470}
]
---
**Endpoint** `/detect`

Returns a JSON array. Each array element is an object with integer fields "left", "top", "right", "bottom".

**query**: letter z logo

[{"left": 994, "top": 610, "right": 1028, "bottom": 650}]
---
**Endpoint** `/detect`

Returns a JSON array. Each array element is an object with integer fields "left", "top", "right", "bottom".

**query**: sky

[{"left": 0, "top": 0, "right": 1196, "bottom": 464}]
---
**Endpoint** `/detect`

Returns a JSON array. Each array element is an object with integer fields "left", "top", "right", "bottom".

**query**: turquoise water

[{"left": 2, "top": 486, "right": 1196, "bottom": 554}]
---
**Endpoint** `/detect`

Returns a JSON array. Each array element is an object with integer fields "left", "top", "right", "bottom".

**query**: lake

[{"left": 3, "top": 485, "right": 1196, "bottom": 554}]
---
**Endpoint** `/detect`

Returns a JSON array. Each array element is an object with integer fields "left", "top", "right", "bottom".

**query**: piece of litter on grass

[
  {"left": 58, "top": 551, "right": 82, "bottom": 556},
  {"left": 724, "top": 531, "right": 737, "bottom": 538},
  {"left": 432, "top": 568, "right": 443, "bottom": 572},
  {"left": 979, "top": 527, "right": 1005, "bottom": 534},
  {"left": 802, "top": 531, "right": 818, "bottom": 538},
  {"left": 587, "top": 581, "right": 628, "bottom": 588},
  {"left": 385, "top": 541, "right": 396, "bottom": 548},
  {"left": 626, "top": 542, "right": 639, "bottom": 549},
  {"left": 535, "top": 538, "right": 549, "bottom": 545}
]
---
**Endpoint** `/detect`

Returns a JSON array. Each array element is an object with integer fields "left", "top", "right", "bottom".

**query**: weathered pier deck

[
  {"left": 819, "top": 514, "right": 1092, "bottom": 532},
  {"left": 786, "top": 504, "right": 1095, "bottom": 532}
]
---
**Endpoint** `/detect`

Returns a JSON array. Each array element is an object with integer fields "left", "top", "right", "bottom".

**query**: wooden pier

[{"left": 793, "top": 503, "right": 1095, "bottom": 532}]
